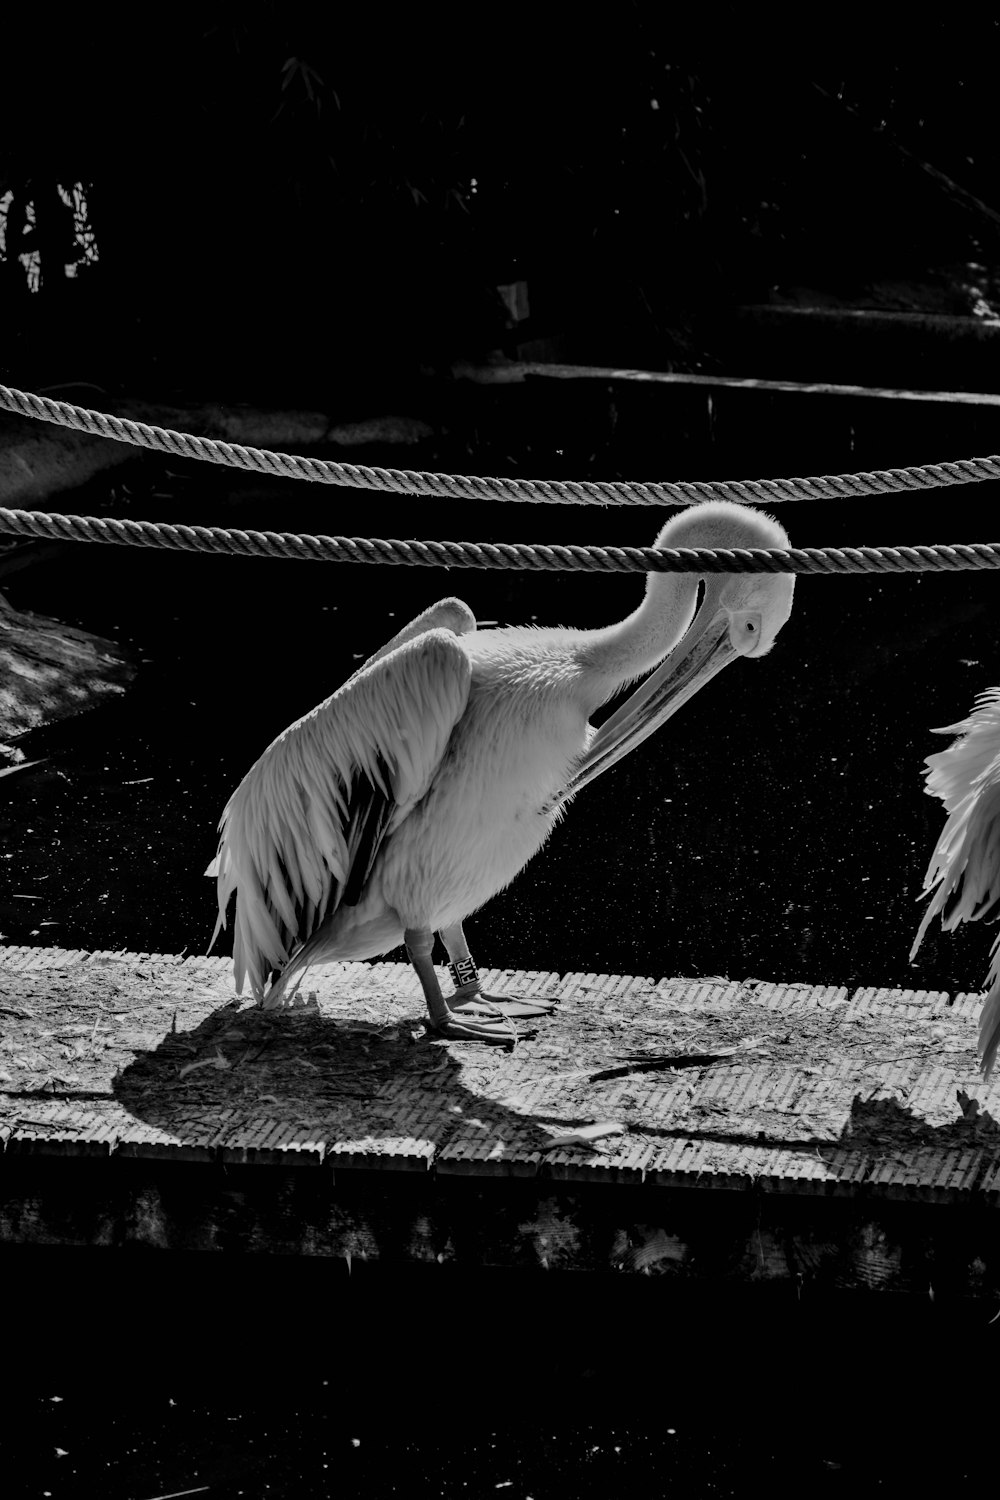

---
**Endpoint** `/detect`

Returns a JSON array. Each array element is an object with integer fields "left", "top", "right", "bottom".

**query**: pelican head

[
  {"left": 634, "top": 501, "right": 795, "bottom": 703},
  {"left": 715, "top": 568, "right": 797, "bottom": 659},
  {"left": 562, "top": 503, "right": 795, "bottom": 801}
]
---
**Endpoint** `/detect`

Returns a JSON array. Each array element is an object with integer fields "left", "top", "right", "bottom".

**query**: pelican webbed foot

[
  {"left": 425, "top": 1003, "right": 521, "bottom": 1043},
  {"left": 437, "top": 922, "right": 557, "bottom": 1022},
  {"left": 452, "top": 990, "right": 556, "bottom": 1019}
]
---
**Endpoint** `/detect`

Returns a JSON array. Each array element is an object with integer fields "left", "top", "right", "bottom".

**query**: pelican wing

[
  {"left": 911, "top": 690, "right": 1000, "bottom": 1077},
  {"left": 357, "top": 596, "right": 474, "bottom": 671},
  {"left": 209, "top": 618, "right": 474, "bottom": 1001}
]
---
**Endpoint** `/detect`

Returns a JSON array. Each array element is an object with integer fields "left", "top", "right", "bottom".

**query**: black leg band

[{"left": 448, "top": 956, "right": 479, "bottom": 989}]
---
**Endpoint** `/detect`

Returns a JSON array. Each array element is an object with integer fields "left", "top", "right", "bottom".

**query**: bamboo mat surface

[{"left": 2, "top": 944, "right": 997, "bottom": 1202}]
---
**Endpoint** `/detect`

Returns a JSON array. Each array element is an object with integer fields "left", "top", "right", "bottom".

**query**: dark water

[
  {"left": 6, "top": 1397, "right": 983, "bottom": 1498},
  {"left": 3, "top": 1253, "right": 997, "bottom": 1497},
  {"left": 0, "top": 1397, "right": 948, "bottom": 1498},
  {"left": 3, "top": 473, "right": 999, "bottom": 1494}
]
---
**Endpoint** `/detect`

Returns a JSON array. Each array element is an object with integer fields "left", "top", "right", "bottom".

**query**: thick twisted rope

[
  {"left": 3, "top": 382, "right": 1000, "bottom": 507},
  {"left": 3, "top": 504, "right": 1000, "bottom": 574}
]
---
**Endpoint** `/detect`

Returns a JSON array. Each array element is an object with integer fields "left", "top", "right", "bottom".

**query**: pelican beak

[
  {"left": 554, "top": 606, "right": 735, "bottom": 806},
  {"left": 598, "top": 608, "right": 734, "bottom": 763}
]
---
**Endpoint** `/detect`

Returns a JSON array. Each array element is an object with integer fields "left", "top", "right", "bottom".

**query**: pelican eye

[{"left": 730, "top": 610, "right": 764, "bottom": 654}]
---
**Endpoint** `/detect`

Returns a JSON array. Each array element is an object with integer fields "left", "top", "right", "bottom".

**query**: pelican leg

[
  {"left": 438, "top": 923, "right": 556, "bottom": 1019},
  {"left": 404, "top": 927, "right": 517, "bottom": 1043}
]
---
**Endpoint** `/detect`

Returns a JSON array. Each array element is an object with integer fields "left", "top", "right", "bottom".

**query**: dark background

[
  {"left": 4, "top": 7, "right": 1000, "bottom": 398},
  {"left": 4, "top": 12, "right": 1000, "bottom": 1497}
]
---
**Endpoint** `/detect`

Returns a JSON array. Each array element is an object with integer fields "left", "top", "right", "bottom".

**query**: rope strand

[
  {"left": 3, "top": 504, "right": 1000, "bottom": 574},
  {"left": 4, "top": 381, "right": 1000, "bottom": 508}
]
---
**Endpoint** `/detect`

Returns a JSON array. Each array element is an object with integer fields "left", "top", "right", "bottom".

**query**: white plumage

[
  {"left": 912, "top": 688, "right": 1000, "bottom": 1077},
  {"left": 209, "top": 500, "right": 796, "bottom": 1041}
]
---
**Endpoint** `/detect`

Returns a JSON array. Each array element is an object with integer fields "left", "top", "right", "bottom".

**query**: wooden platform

[{"left": 2, "top": 944, "right": 1000, "bottom": 1299}]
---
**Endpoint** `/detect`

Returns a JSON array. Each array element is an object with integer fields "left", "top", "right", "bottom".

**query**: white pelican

[
  {"left": 208, "top": 500, "right": 795, "bottom": 1041},
  {"left": 911, "top": 689, "right": 1000, "bottom": 1077}
]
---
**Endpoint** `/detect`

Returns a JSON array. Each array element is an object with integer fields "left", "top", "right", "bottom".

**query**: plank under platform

[{"left": 2, "top": 944, "right": 1000, "bottom": 1301}]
